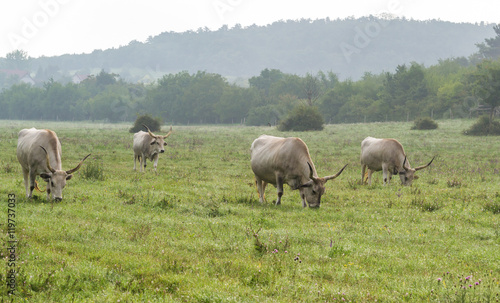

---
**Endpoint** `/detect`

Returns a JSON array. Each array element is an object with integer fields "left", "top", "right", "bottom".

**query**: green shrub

[
  {"left": 463, "top": 115, "right": 500, "bottom": 136},
  {"left": 411, "top": 117, "right": 438, "bottom": 130},
  {"left": 81, "top": 159, "right": 105, "bottom": 181},
  {"left": 277, "top": 105, "right": 324, "bottom": 131},
  {"left": 129, "top": 114, "right": 162, "bottom": 133}
]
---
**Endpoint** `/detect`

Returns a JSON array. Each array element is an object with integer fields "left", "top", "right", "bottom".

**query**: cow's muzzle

[
  {"left": 54, "top": 197, "right": 62, "bottom": 202},
  {"left": 160, "top": 150, "right": 165, "bottom": 153}
]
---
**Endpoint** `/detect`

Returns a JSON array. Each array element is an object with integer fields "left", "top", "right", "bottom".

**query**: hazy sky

[{"left": 1, "top": 0, "right": 498, "bottom": 58}]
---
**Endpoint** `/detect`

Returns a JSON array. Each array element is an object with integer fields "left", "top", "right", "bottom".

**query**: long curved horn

[
  {"left": 307, "top": 162, "right": 316, "bottom": 180},
  {"left": 324, "top": 164, "right": 348, "bottom": 181},
  {"left": 299, "top": 162, "right": 317, "bottom": 188},
  {"left": 402, "top": 155, "right": 408, "bottom": 171},
  {"left": 66, "top": 154, "right": 91, "bottom": 174},
  {"left": 142, "top": 124, "right": 157, "bottom": 138},
  {"left": 39, "top": 146, "right": 56, "bottom": 173},
  {"left": 414, "top": 156, "right": 435, "bottom": 171},
  {"left": 163, "top": 126, "right": 173, "bottom": 139}
]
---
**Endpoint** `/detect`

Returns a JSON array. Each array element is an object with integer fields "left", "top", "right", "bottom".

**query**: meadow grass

[{"left": 0, "top": 119, "right": 498, "bottom": 302}]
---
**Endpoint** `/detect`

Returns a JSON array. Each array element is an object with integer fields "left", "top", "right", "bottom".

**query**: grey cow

[
  {"left": 17, "top": 128, "right": 90, "bottom": 201},
  {"left": 250, "top": 135, "right": 347, "bottom": 208},
  {"left": 133, "top": 125, "right": 173, "bottom": 172},
  {"left": 360, "top": 136, "right": 434, "bottom": 186}
]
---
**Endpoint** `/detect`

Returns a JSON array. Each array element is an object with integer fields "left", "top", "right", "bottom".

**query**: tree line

[
  {"left": 0, "top": 58, "right": 498, "bottom": 125},
  {"left": 1, "top": 25, "right": 499, "bottom": 125}
]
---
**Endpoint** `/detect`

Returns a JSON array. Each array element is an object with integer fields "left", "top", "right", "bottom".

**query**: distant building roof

[
  {"left": 0, "top": 69, "right": 30, "bottom": 78},
  {"left": 0, "top": 69, "right": 35, "bottom": 85},
  {"left": 72, "top": 74, "right": 89, "bottom": 83}
]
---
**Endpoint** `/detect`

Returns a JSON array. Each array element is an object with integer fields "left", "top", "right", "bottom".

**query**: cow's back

[
  {"left": 17, "top": 128, "right": 62, "bottom": 171},
  {"left": 361, "top": 137, "right": 382, "bottom": 159},
  {"left": 17, "top": 128, "right": 36, "bottom": 169},
  {"left": 251, "top": 135, "right": 313, "bottom": 184},
  {"left": 361, "top": 137, "right": 405, "bottom": 169},
  {"left": 251, "top": 135, "right": 283, "bottom": 166}
]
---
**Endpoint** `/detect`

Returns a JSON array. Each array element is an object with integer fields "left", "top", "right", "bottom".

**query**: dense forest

[
  {"left": 0, "top": 20, "right": 499, "bottom": 126},
  {"left": 1, "top": 57, "right": 499, "bottom": 125},
  {"left": 0, "top": 17, "right": 497, "bottom": 82}
]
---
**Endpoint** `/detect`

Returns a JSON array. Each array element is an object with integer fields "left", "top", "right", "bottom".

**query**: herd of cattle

[{"left": 16, "top": 126, "right": 435, "bottom": 207}]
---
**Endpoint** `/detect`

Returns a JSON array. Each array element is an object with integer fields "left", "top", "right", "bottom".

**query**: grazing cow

[
  {"left": 17, "top": 128, "right": 90, "bottom": 201},
  {"left": 250, "top": 135, "right": 348, "bottom": 208},
  {"left": 133, "top": 125, "right": 172, "bottom": 172},
  {"left": 360, "top": 136, "right": 435, "bottom": 186}
]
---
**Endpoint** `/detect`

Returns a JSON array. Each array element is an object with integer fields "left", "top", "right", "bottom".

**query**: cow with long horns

[
  {"left": 133, "top": 124, "right": 173, "bottom": 172},
  {"left": 360, "top": 136, "right": 435, "bottom": 186},
  {"left": 250, "top": 135, "right": 348, "bottom": 208},
  {"left": 17, "top": 128, "right": 90, "bottom": 201}
]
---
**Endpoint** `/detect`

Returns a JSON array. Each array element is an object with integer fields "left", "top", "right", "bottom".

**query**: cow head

[
  {"left": 300, "top": 163, "right": 348, "bottom": 208},
  {"left": 39, "top": 146, "right": 90, "bottom": 201},
  {"left": 143, "top": 124, "right": 172, "bottom": 155},
  {"left": 398, "top": 156, "right": 435, "bottom": 186}
]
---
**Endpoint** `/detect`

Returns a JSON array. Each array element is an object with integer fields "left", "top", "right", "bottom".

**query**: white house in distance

[
  {"left": 0, "top": 69, "right": 35, "bottom": 85},
  {"left": 72, "top": 73, "right": 89, "bottom": 84}
]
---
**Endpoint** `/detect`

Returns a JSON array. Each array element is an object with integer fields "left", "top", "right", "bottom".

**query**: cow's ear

[
  {"left": 40, "top": 173, "right": 51, "bottom": 182},
  {"left": 66, "top": 174, "right": 73, "bottom": 181},
  {"left": 150, "top": 140, "right": 157, "bottom": 145},
  {"left": 413, "top": 175, "right": 419, "bottom": 180}
]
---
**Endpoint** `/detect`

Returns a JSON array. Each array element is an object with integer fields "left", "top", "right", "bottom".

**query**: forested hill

[{"left": 28, "top": 17, "right": 496, "bottom": 81}]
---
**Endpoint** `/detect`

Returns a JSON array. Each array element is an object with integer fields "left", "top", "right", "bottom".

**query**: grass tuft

[
  {"left": 484, "top": 199, "right": 500, "bottom": 214},
  {"left": 447, "top": 178, "right": 463, "bottom": 188},
  {"left": 328, "top": 244, "right": 351, "bottom": 258},
  {"left": 410, "top": 187, "right": 443, "bottom": 212},
  {"left": 81, "top": 158, "right": 105, "bottom": 181},
  {"left": 3, "top": 162, "right": 15, "bottom": 173},
  {"left": 154, "top": 195, "right": 178, "bottom": 209}
]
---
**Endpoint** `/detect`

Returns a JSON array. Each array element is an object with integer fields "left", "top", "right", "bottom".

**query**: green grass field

[{"left": 0, "top": 119, "right": 499, "bottom": 302}]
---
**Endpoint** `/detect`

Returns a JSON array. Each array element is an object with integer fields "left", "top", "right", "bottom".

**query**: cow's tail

[{"left": 34, "top": 180, "right": 46, "bottom": 192}]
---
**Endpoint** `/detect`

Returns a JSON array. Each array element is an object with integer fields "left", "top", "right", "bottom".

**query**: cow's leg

[
  {"left": 46, "top": 183, "right": 51, "bottom": 201},
  {"left": 382, "top": 165, "right": 387, "bottom": 185},
  {"left": 255, "top": 176, "right": 265, "bottom": 203},
  {"left": 361, "top": 164, "right": 366, "bottom": 184},
  {"left": 300, "top": 190, "right": 307, "bottom": 208},
  {"left": 22, "top": 168, "right": 30, "bottom": 198},
  {"left": 28, "top": 170, "right": 37, "bottom": 199},
  {"left": 141, "top": 153, "right": 146, "bottom": 172},
  {"left": 262, "top": 182, "right": 267, "bottom": 201},
  {"left": 153, "top": 154, "right": 159, "bottom": 172},
  {"left": 382, "top": 164, "right": 391, "bottom": 185},
  {"left": 275, "top": 175, "right": 284, "bottom": 205},
  {"left": 133, "top": 154, "right": 137, "bottom": 170},
  {"left": 367, "top": 169, "right": 374, "bottom": 186}
]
